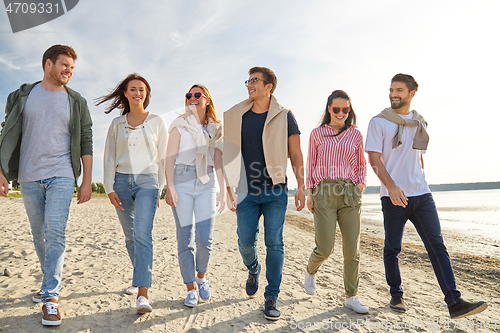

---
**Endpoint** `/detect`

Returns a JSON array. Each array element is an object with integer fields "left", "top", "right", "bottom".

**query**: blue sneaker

[
  {"left": 184, "top": 289, "right": 198, "bottom": 308},
  {"left": 197, "top": 280, "right": 211, "bottom": 301}
]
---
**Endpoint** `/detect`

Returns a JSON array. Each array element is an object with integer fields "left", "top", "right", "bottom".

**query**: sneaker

[
  {"left": 184, "top": 289, "right": 198, "bottom": 308},
  {"left": 449, "top": 299, "right": 488, "bottom": 319},
  {"left": 264, "top": 298, "right": 281, "bottom": 321},
  {"left": 390, "top": 296, "right": 406, "bottom": 313},
  {"left": 125, "top": 286, "right": 138, "bottom": 295},
  {"left": 345, "top": 296, "right": 369, "bottom": 314},
  {"left": 42, "top": 298, "right": 61, "bottom": 326},
  {"left": 136, "top": 296, "right": 152, "bottom": 314},
  {"left": 197, "top": 280, "right": 211, "bottom": 301},
  {"left": 32, "top": 290, "right": 43, "bottom": 303},
  {"left": 304, "top": 271, "right": 316, "bottom": 295},
  {"left": 246, "top": 267, "right": 260, "bottom": 298}
]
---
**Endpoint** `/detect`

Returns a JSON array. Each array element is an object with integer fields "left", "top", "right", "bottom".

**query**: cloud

[{"left": 0, "top": 57, "right": 21, "bottom": 70}]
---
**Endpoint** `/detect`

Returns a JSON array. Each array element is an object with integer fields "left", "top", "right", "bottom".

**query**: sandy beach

[{"left": 1, "top": 196, "right": 498, "bottom": 332}]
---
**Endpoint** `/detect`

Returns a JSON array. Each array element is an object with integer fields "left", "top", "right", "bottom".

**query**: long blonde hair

[{"left": 186, "top": 84, "right": 220, "bottom": 125}]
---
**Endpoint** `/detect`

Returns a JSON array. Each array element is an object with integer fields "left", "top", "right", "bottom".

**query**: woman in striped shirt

[{"left": 303, "top": 90, "right": 369, "bottom": 314}]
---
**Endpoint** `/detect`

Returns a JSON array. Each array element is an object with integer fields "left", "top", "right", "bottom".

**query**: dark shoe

[
  {"left": 449, "top": 299, "right": 488, "bottom": 319},
  {"left": 264, "top": 298, "right": 281, "bottom": 321},
  {"left": 245, "top": 268, "right": 260, "bottom": 298},
  {"left": 390, "top": 296, "right": 406, "bottom": 313}
]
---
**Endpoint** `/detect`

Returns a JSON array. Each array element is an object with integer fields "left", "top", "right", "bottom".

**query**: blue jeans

[
  {"left": 381, "top": 193, "right": 461, "bottom": 307},
  {"left": 20, "top": 177, "right": 75, "bottom": 301},
  {"left": 236, "top": 188, "right": 288, "bottom": 300},
  {"left": 113, "top": 173, "right": 159, "bottom": 287},
  {"left": 172, "top": 165, "right": 215, "bottom": 285}
]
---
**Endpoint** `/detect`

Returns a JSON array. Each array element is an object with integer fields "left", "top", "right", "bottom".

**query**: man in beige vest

[{"left": 223, "top": 67, "right": 305, "bottom": 320}]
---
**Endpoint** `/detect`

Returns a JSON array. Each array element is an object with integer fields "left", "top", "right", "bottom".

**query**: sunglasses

[
  {"left": 185, "top": 92, "right": 207, "bottom": 100},
  {"left": 244, "top": 77, "right": 269, "bottom": 86},
  {"left": 329, "top": 106, "right": 350, "bottom": 114}
]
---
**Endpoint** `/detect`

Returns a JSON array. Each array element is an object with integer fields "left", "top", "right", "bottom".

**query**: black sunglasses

[
  {"left": 185, "top": 92, "right": 207, "bottom": 100},
  {"left": 329, "top": 106, "right": 350, "bottom": 114}
]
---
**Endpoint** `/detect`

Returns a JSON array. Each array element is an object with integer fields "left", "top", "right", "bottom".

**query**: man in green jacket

[{"left": 0, "top": 45, "right": 93, "bottom": 326}]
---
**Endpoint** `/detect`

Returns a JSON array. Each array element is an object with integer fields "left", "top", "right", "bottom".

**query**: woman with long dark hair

[
  {"left": 96, "top": 74, "right": 167, "bottom": 313},
  {"left": 165, "top": 84, "right": 224, "bottom": 307},
  {"left": 303, "top": 90, "right": 369, "bottom": 314}
]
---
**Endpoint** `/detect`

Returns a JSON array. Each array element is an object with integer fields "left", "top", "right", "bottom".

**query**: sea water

[{"left": 361, "top": 189, "right": 500, "bottom": 257}]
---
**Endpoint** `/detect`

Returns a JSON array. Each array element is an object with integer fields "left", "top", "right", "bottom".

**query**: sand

[{"left": 0, "top": 196, "right": 498, "bottom": 332}]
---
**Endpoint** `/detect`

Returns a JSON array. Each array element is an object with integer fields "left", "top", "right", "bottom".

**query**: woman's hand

[
  {"left": 306, "top": 190, "right": 314, "bottom": 214},
  {"left": 356, "top": 183, "right": 365, "bottom": 196},
  {"left": 165, "top": 186, "right": 178, "bottom": 207},
  {"left": 216, "top": 191, "right": 226, "bottom": 213},
  {"left": 108, "top": 192, "right": 124, "bottom": 211}
]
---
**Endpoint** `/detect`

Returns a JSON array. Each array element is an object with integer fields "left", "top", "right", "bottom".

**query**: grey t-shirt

[{"left": 18, "top": 83, "right": 74, "bottom": 182}]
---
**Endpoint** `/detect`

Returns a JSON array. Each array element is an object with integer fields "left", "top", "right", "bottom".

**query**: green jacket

[{"left": 0, "top": 81, "right": 93, "bottom": 184}]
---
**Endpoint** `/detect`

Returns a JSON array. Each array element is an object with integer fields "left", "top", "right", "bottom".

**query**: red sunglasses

[
  {"left": 186, "top": 92, "right": 207, "bottom": 100},
  {"left": 329, "top": 106, "right": 350, "bottom": 114}
]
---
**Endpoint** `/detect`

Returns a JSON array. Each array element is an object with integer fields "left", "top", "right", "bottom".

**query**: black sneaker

[
  {"left": 264, "top": 298, "right": 280, "bottom": 321},
  {"left": 390, "top": 296, "right": 406, "bottom": 313},
  {"left": 245, "top": 268, "right": 260, "bottom": 298},
  {"left": 449, "top": 299, "right": 488, "bottom": 319}
]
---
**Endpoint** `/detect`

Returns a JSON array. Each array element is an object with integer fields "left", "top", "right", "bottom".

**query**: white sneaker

[
  {"left": 125, "top": 286, "right": 138, "bottom": 295},
  {"left": 136, "top": 296, "right": 152, "bottom": 314},
  {"left": 304, "top": 271, "right": 316, "bottom": 295},
  {"left": 184, "top": 289, "right": 198, "bottom": 308},
  {"left": 345, "top": 296, "right": 369, "bottom": 314}
]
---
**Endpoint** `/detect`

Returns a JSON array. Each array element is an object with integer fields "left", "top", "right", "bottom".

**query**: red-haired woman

[{"left": 165, "top": 84, "right": 225, "bottom": 307}]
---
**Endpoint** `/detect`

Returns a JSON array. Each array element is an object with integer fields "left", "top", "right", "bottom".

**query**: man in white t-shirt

[{"left": 365, "top": 73, "right": 487, "bottom": 319}]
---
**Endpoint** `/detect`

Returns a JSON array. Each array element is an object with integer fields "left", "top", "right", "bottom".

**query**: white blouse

[{"left": 103, "top": 113, "right": 167, "bottom": 194}]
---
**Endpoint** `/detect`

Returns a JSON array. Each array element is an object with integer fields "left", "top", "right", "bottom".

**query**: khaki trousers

[{"left": 306, "top": 179, "right": 362, "bottom": 296}]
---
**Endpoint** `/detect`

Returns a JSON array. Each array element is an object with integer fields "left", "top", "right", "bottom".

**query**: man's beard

[
  {"left": 391, "top": 97, "right": 408, "bottom": 110},
  {"left": 49, "top": 68, "right": 69, "bottom": 86}
]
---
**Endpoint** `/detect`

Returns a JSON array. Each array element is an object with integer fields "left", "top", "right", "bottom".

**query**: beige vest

[{"left": 223, "top": 95, "right": 289, "bottom": 188}]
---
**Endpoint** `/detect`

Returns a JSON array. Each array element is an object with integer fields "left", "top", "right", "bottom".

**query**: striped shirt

[{"left": 306, "top": 124, "right": 367, "bottom": 189}]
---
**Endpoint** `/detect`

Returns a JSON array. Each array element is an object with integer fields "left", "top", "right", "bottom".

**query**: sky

[{"left": 1, "top": 0, "right": 499, "bottom": 189}]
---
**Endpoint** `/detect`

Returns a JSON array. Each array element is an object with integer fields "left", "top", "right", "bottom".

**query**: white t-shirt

[
  {"left": 365, "top": 111, "right": 430, "bottom": 198},
  {"left": 175, "top": 126, "right": 215, "bottom": 166}
]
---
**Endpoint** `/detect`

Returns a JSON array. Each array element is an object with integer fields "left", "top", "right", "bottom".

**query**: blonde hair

[{"left": 186, "top": 84, "right": 220, "bottom": 125}]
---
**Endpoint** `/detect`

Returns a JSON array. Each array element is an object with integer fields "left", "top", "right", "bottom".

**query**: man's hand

[
  {"left": 108, "top": 192, "right": 124, "bottom": 210},
  {"left": 226, "top": 187, "right": 237, "bottom": 212},
  {"left": 77, "top": 182, "right": 92, "bottom": 204},
  {"left": 295, "top": 186, "right": 305, "bottom": 211},
  {"left": 388, "top": 185, "right": 407, "bottom": 207},
  {"left": 368, "top": 151, "right": 407, "bottom": 207},
  {"left": 0, "top": 174, "right": 9, "bottom": 197}
]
